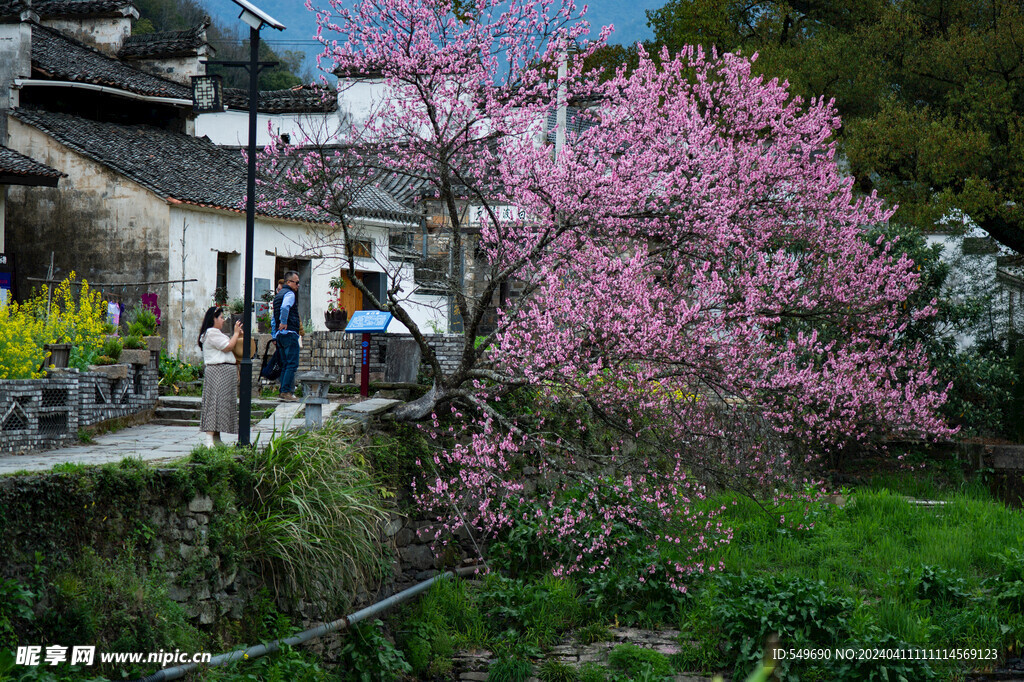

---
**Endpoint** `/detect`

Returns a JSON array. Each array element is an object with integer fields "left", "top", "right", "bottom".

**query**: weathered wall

[
  {"left": 0, "top": 22, "right": 32, "bottom": 143},
  {"left": 0, "top": 462, "right": 464, "bottom": 654},
  {"left": 41, "top": 15, "right": 134, "bottom": 55},
  {"left": 127, "top": 54, "right": 205, "bottom": 86},
  {"left": 5, "top": 117, "right": 171, "bottom": 318},
  {"left": 194, "top": 110, "right": 345, "bottom": 147}
]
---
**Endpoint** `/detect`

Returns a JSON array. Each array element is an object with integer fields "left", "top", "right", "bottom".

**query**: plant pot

[
  {"left": 324, "top": 310, "right": 348, "bottom": 331},
  {"left": 44, "top": 343, "right": 72, "bottom": 368},
  {"left": 144, "top": 336, "right": 162, "bottom": 352}
]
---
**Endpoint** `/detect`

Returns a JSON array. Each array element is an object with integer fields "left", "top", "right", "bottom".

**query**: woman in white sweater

[{"left": 197, "top": 307, "right": 242, "bottom": 447}]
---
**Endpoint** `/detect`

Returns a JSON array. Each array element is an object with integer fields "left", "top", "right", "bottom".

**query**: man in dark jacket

[{"left": 272, "top": 271, "right": 301, "bottom": 401}]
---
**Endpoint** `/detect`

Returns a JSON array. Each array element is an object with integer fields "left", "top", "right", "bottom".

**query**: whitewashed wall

[
  {"left": 194, "top": 110, "right": 346, "bottom": 147},
  {"left": 163, "top": 207, "right": 456, "bottom": 359}
]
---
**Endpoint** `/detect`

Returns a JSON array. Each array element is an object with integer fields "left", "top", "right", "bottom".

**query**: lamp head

[{"left": 229, "top": 0, "right": 285, "bottom": 31}]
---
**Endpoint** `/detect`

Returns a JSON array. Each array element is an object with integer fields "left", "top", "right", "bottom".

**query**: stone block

[
  {"left": 120, "top": 349, "right": 151, "bottom": 366},
  {"left": 189, "top": 495, "right": 214, "bottom": 512},
  {"left": 400, "top": 544, "right": 436, "bottom": 571},
  {"left": 89, "top": 363, "right": 128, "bottom": 380}
]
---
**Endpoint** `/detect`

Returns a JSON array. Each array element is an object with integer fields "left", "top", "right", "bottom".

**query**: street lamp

[{"left": 194, "top": 0, "right": 285, "bottom": 446}]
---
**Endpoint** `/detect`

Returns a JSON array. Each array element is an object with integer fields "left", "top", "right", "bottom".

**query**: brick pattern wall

[
  {"left": 292, "top": 332, "right": 466, "bottom": 384},
  {"left": 0, "top": 351, "right": 159, "bottom": 454}
]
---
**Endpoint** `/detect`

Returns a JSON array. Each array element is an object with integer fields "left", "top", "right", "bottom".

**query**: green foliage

[
  {"left": 158, "top": 350, "right": 200, "bottom": 390},
  {"left": 101, "top": 337, "right": 122, "bottom": 361},
  {"left": 367, "top": 422, "right": 435, "bottom": 491},
  {"left": 0, "top": 577, "right": 34, "bottom": 652},
  {"left": 475, "top": 574, "right": 582, "bottom": 649},
  {"left": 127, "top": 306, "right": 158, "bottom": 337},
  {"left": 578, "top": 663, "right": 608, "bottom": 682},
  {"left": 488, "top": 653, "right": 533, "bottom": 682},
  {"left": 899, "top": 565, "right": 973, "bottom": 605},
  {"left": 240, "top": 426, "right": 391, "bottom": 609},
  {"left": 538, "top": 659, "right": 579, "bottom": 682},
  {"left": 712, "top": 573, "right": 853, "bottom": 679},
  {"left": 576, "top": 622, "right": 613, "bottom": 644},
  {"left": 41, "top": 548, "right": 202, "bottom": 678},
  {"left": 203, "top": 643, "right": 332, "bottom": 682},
  {"left": 607, "top": 644, "right": 672, "bottom": 680},
  {"left": 489, "top": 482, "right": 694, "bottom": 626},
  {"left": 122, "top": 334, "right": 145, "bottom": 350},
  {"left": 645, "top": 0, "right": 1024, "bottom": 254},
  {"left": 338, "top": 619, "right": 411, "bottom": 682}
]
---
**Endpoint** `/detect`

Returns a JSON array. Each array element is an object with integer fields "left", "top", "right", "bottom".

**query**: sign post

[{"left": 344, "top": 310, "right": 393, "bottom": 397}]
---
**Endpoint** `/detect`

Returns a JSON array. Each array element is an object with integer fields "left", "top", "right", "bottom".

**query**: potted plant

[
  {"left": 257, "top": 312, "right": 272, "bottom": 333},
  {"left": 213, "top": 286, "right": 228, "bottom": 308},
  {"left": 126, "top": 306, "right": 161, "bottom": 352},
  {"left": 324, "top": 276, "right": 347, "bottom": 331}
]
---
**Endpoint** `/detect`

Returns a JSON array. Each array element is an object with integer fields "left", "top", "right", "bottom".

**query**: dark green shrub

[
  {"left": 338, "top": 619, "right": 411, "bottom": 682},
  {"left": 538, "top": 659, "right": 579, "bottom": 682},
  {"left": 0, "top": 577, "right": 34, "bottom": 651},
  {"left": 713, "top": 574, "right": 853, "bottom": 681},
  {"left": 488, "top": 653, "right": 533, "bottom": 682},
  {"left": 578, "top": 663, "right": 608, "bottom": 682},
  {"left": 900, "top": 565, "right": 972, "bottom": 605},
  {"left": 607, "top": 644, "right": 672, "bottom": 679},
  {"left": 101, "top": 337, "right": 122, "bottom": 361},
  {"left": 127, "top": 306, "right": 157, "bottom": 337},
  {"left": 122, "top": 335, "right": 145, "bottom": 350},
  {"left": 576, "top": 622, "right": 613, "bottom": 644},
  {"left": 475, "top": 574, "right": 581, "bottom": 647}
]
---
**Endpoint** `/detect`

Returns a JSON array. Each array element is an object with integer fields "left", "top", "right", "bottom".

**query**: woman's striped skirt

[{"left": 199, "top": 363, "right": 238, "bottom": 434}]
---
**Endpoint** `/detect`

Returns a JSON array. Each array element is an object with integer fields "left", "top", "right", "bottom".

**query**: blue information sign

[{"left": 345, "top": 310, "right": 393, "bottom": 333}]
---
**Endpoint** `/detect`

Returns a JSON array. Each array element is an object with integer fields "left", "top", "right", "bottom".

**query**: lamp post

[{"left": 193, "top": 0, "right": 285, "bottom": 446}]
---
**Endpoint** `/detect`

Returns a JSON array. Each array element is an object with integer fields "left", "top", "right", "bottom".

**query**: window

[
  {"left": 351, "top": 239, "right": 373, "bottom": 259},
  {"left": 218, "top": 251, "right": 230, "bottom": 288}
]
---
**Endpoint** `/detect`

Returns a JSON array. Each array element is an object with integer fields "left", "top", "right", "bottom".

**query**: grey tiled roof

[
  {"left": 119, "top": 23, "right": 209, "bottom": 59},
  {"left": 270, "top": 146, "right": 426, "bottom": 223},
  {"left": 0, "top": 144, "right": 63, "bottom": 181},
  {"left": 12, "top": 108, "right": 329, "bottom": 223},
  {"left": 0, "top": 0, "right": 134, "bottom": 17},
  {"left": 223, "top": 86, "right": 338, "bottom": 114},
  {"left": 32, "top": 24, "right": 191, "bottom": 100},
  {"left": 35, "top": 0, "right": 135, "bottom": 16}
]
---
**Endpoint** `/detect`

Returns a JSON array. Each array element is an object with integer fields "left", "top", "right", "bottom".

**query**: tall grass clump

[{"left": 241, "top": 425, "right": 391, "bottom": 609}]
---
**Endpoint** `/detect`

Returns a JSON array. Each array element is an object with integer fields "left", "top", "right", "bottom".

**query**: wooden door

[{"left": 337, "top": 271, "right": 363, "bottom": 315}]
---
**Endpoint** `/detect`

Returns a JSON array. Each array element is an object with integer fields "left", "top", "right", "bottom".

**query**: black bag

[{"left": 259, "top": 339, "right": 282, "bottom": 381}]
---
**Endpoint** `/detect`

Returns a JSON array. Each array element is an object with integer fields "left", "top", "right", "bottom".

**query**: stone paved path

[{"left": 0, "top": 399, "right": 350, "bottom": 475}]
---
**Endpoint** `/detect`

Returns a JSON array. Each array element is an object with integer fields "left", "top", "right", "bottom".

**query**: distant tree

[
  {"left": 132, "top": 0, "right": 309, "bottom": 90},
  {"left": 646, "top": 0, "right": 1024, "bottom": 255}
]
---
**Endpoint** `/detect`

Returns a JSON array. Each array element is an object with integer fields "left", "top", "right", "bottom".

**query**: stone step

[
  {"left": 155, "top": 407, "right": 200, "bottom": 421},
  {"left": 150, "top": 418, "right": 200, "bottom": 427},
  {"left": 157, "top": 396, "right": 279, "bottom": 410}
]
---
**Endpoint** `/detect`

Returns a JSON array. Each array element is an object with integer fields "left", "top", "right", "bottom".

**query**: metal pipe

[{"left": 130, "top": 565, "right": 481, "bottom": 682}]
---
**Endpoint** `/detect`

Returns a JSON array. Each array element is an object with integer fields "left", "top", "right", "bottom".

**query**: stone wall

[
  {"left": 0, "top": 350, "right": 159, "bottom": 454},
  {"left": 294, "top": 331, "right": 466, "bottom": 384},
  {"left": 0, "top": 463, "right": 468, "bottom": 660}
]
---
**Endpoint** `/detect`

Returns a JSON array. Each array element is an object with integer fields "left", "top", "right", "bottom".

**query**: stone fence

[
  {"left": 247, "top": 332, "right": 466, "bottom": 387},
  {"left": 0, "top": 350, "right": 159, "bottom": 454}
]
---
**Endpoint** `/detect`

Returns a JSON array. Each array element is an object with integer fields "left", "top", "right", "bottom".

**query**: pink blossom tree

[{"left": 267, "top": 0, "right": 951, "bottom": 581}]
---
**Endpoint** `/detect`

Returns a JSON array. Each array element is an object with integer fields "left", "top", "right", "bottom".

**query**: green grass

[
  {"left": 661, "top": 485, "right": 1024, "bottom": 680},
  {"left": 696, "top": 488, "right": 1024, "bottom": 596}
]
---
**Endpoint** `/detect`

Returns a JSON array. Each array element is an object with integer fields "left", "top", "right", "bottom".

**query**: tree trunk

[{"left": 387, "top": 384, "right": 449, "bottom": 421}]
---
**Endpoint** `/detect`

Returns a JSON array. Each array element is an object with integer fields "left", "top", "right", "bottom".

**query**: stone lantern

[{"left": 297, "top": 370, "right": 334, "bottom": 428}]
